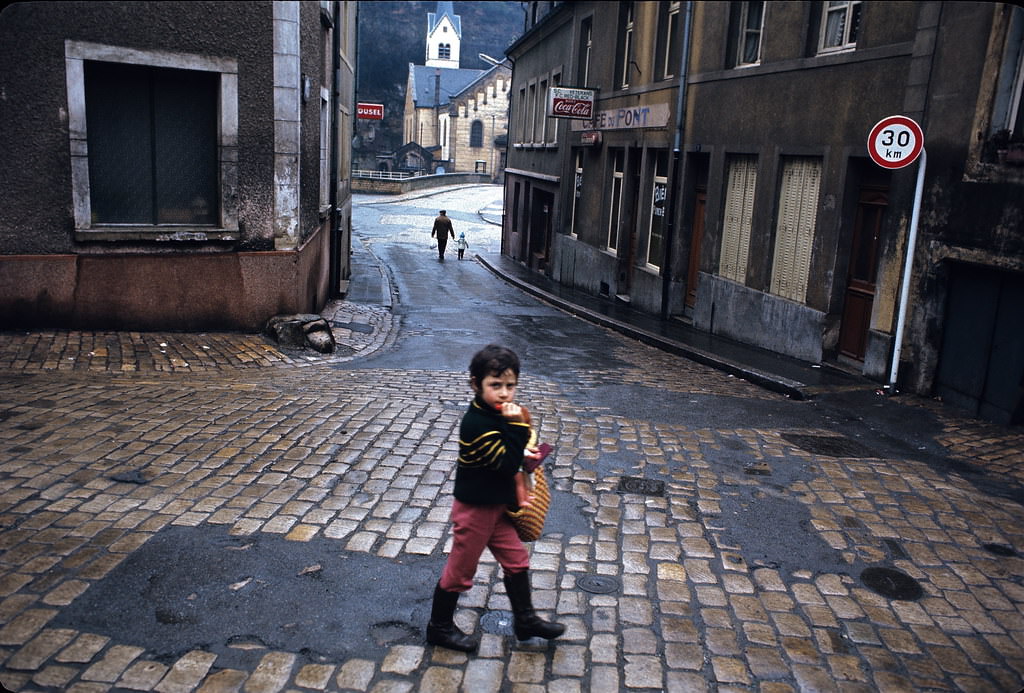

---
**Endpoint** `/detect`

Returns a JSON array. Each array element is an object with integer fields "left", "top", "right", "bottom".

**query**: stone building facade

[
  {"left": 401, "top": 2, "right": 510, "bottom": 177},
  {"left": 505, "top": 1, "right": 1024, "bottom": 424},
  {"left": 0, "top": 1, "right": 357, "bottom": 332}
]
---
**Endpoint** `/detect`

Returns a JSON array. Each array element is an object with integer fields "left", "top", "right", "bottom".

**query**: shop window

[
  {"left": 607, "top": 149, "right": 625, "bottom": 251},
  {"left": 647, "top": 151, "right": 669, "bottom": 269},
  {"left": 571, "top": 150, "right": 583, "bottom": 238}
]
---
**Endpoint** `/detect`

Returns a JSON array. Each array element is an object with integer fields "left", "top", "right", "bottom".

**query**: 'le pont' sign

[{"left": 547, "top": 87, "right": 596, "bottom": 119}]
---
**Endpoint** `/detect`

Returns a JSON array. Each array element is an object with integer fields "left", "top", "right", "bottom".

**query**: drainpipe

[
  {"left": 660, "top": 1, "right": 693, "bottom": 320},
  {"left": 328, "top": 0, "right": 343, "bottom": 297},
  {"left": 887, "top": 148, "right": 927, "bottom": 393}
]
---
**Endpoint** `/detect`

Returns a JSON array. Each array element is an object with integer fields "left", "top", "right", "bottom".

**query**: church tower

[{"left": 425, "top": 1, "right": 461, "bottom": 69}]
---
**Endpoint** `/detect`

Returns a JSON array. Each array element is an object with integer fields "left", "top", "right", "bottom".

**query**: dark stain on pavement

[{"left": 52, "top": 525, "right": 439, "bottom": 669}]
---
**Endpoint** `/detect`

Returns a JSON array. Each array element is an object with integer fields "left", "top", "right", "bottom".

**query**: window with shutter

[
  {"left": 719, "top": 156, "right": 757, "bottom": 282},
  {"left": 770, "top": 158, "right": 821, "bottom": 302}
]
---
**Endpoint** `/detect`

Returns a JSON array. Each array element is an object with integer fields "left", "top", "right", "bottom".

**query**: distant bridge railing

[
  {"left": 351, "top": 170, "right": 493, "bottom": 194},
  {"left": 351, "top": 169, "right": 417, "bottom": 180}
]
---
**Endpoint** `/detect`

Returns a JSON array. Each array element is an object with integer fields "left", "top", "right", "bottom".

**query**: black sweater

[{"left": 454, "top": 397, "right": 531, "bottom": 505}]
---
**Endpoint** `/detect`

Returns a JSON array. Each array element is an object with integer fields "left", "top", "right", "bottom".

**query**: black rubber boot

[
  {"left": 426, "top": 583, "right": 479, "bottom": 652},
  {"left": 503, "top": 571, "right": 565, "bottom": 641}
]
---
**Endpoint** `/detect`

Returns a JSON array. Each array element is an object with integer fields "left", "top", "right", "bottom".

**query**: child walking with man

[{"left": 426, "top": 344, "right": 564, "bottom": 652}]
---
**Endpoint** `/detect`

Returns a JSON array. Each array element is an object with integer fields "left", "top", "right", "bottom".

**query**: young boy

[
  {"left": 456, "top": 232, "right": 469, "bottom": 260},
  {"left": 426, "top": 344, "right": 565, "bottom": 652}
]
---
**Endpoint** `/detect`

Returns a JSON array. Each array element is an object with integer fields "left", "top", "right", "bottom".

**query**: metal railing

[{"left": 351, "top": 169, "right": 418, "bottom": 180}]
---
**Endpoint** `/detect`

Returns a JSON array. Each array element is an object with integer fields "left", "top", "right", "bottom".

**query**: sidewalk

[{"left": 476, "top": 253, "right": 868, "bottom": 401}]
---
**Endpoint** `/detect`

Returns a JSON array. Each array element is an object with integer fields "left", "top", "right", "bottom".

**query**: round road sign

[{"left": 867, "top": 115, "right": 924, "bottom": 169}]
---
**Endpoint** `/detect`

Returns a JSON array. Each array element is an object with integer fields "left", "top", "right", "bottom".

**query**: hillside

[{"left": 354, "top": 1, "right": 524, "bottom": 160}]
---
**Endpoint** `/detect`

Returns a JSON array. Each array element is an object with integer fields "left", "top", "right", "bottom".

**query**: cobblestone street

[{"left": 1, "top": 186, "right": 1023, "bottom": 692}]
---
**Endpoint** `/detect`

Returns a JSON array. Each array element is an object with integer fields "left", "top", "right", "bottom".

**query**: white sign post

[{"left": 867, "top": 115, "right": 926, "bottom": 393}]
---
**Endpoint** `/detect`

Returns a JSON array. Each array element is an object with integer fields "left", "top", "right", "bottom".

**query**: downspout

[
  {"left": 888, "top": 149, "right": 927, "bottom": 392},
  {"left": 501, "top": 55, "right": 515, "bottom": 257},
  {"left": 660, "top": 1, "right": 693, "bottom": 320},
  {"left": 328, "top": 0, "right": 344, "bottom": 296}
]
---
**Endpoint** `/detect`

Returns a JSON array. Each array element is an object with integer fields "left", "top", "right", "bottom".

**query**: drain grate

[
  {"left": 982, "top": 543, "right": 1017, "bottom": 558},
  {"left": 780, "top": 433, "right": 877, "bottom": 458},
  {"left": 576, "top": 575, "right": 621, "bottom": 594},
  {"left": 860, "top": 567, "right": 923, "bottom": 601},
  {"left": 479, "top": 610, "right": 516, "bottom": 636},
  {"left": 617, "top": 476, "right": 665, "bottom": 496}
]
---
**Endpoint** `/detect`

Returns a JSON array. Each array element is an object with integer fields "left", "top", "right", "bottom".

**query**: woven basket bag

[{"left": 505, "top": 465, "right": 551, "bottom": 542}]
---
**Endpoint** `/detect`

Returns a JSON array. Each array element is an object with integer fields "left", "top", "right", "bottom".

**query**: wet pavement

[{"left": 0, "top": 184, "right": 1022, "bottom": 693}]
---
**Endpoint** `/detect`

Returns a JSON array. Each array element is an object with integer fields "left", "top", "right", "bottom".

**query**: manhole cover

[
  {"left": 479, "top": 610, "right": 515, "bottom": 636},
  {"left": 982, "top": 543, "right": 1017, "bottom": 557},
  {"left": 617, "top": 476, "right": 665, "bottom": 496},
  {"left": 576, "top": 575, "right": 620, "bottom": 594},
  {"left": 860, "top": 567, "right": 923, "bottom": 601},
  {"left": 780, "top": 433, "right": 877, "bottom": 458}
]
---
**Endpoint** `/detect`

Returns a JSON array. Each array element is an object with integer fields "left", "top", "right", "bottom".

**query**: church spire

[{"left": 425, "top": 1, "right": 461, "bottom": 69}]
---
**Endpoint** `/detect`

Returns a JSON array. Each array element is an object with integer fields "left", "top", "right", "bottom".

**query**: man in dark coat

[{"left": 431, "top": 210, "right": 455, "bottom": 261}]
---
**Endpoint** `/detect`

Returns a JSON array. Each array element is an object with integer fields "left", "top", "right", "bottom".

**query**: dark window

[
  {"left": 738, "top": 2, "right": 764, "bottom": 65},
  {"left": 439, "top": 43, "right": 451, "bottom": 60},
  {"left": 85, "top": 61, "right": 218, "bottom": 225},
  {"left": 470, "top": 120, "right": 484, "bottom": 147},
  {"left": 655, "top": 1, "right": 682, "bottom": 80},
  {"left": 577, "top": 17, "right": 593, "bottom": 86},
  {"left": 615, "top": 3, "right": 635, "bottom": 89},
  {"left": 819, "top": 1, "right": 861, "bottom": 53}
]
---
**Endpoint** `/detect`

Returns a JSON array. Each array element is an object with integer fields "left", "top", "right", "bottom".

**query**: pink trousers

[{"left": 439, "top": 499, "right": 530, "bottom": 592}]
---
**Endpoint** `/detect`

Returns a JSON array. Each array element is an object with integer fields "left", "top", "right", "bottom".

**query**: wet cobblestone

[{"left": 0, "top": 302, "right": 1022, "bottom": 692}]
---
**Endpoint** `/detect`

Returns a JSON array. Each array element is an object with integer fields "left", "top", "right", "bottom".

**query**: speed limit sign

[{"left": 868, "top": 115, "right": 924, "bottom": 169}]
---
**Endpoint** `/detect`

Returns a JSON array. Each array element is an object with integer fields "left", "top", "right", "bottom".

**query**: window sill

[{"left": 75, "top": 227, "right": 239, "bottom": 243}]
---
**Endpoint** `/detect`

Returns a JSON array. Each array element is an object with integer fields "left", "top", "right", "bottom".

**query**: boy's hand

[{"left": 498, "top": 402, "right": 525, "bottom": 422}]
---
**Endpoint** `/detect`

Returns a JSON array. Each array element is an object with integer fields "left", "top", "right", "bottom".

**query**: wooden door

[
  {"left": 685, "top": 189, "right": 707, "bottom": 308},
  {"left": 838, "top": 187, "right": 888, "bottom": 360}
]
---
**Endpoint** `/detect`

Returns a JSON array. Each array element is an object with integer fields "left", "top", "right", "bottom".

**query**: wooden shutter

[
  {"left": 770, "top": 158, "right": 821, "bottom": 302},
  {"left": 719, "top": 156, "right": 757, "bottom": 282}
]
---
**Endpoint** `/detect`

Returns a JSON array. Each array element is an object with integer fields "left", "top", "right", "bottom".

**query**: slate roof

[
  {"left": 409, "top": 64, "right": 483, "bottom": 108},
  {"left": 427, "top": 1, "right": 461, "bottom": 38}
]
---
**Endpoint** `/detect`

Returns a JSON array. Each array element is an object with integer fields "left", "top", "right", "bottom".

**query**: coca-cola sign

[{"left": 547, "top": 87, "right": 596, "bottom": 120}]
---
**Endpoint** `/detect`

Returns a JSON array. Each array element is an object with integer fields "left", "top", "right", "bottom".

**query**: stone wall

[{"left": 352, "top": 172, "right": 491, "bottom": 194}]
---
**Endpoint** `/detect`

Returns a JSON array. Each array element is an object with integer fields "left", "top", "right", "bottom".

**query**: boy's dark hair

[{"left": 469, "top": 344, "right": 520, "bottom": 382}]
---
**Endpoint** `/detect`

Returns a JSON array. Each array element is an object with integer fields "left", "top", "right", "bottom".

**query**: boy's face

[{"left": 473, "top": 368, "right": 518, "bottom": 409}]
